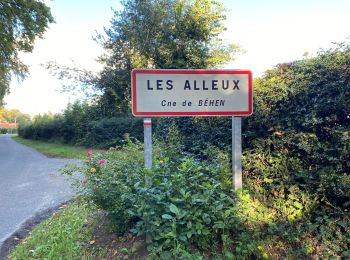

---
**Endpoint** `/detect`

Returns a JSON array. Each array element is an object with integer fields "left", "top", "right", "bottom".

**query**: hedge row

[{"left": 18, "top": 106, "right": 143, "bottom": 148}]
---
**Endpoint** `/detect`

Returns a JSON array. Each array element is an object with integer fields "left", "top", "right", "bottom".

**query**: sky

[{"left": 4, "top": 0, "right": 350, "bottom": 117}]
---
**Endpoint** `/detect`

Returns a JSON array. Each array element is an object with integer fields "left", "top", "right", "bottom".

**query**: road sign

[{"left": 132, "top": 69, "right": 253, "bottom": 117}]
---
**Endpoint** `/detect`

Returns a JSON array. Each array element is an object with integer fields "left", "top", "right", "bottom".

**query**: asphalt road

[{"left": 0, "top": 135, "right": 78, "bottom": 249}]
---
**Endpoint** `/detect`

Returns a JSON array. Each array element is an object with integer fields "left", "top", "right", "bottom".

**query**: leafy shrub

[
  {"left": 241, "top": 42, "right": 350, "bottom": 257},
  {"left": 245, "top": 42, "right": 350, "bottom": 208},
  {"left": 63, "top": 140, "right": 242, "bottom": 258},
  {"left": 132, "top": 158, "right": 237, "bottom": 257},
  {"left": 64, "top": 138, "right": 345, "bottom": 259},
  {"left": 120, "top": 41, "right": 349, "bottom": 257}
]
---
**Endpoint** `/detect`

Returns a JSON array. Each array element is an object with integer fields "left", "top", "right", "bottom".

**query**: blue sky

[{"left": 4, "top": 0, "right": 350, "bottom": 116}]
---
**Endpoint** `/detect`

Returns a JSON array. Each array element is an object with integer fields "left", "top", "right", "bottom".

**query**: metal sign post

[
  {"left": 232, "top": 117, "right": 242, "bottom": 190},
  {"left": 143, "top": 118, "right": 153, "bottom": 244},
  {"left": 143, "top": 118, "right": 152, "bottom": 169}
]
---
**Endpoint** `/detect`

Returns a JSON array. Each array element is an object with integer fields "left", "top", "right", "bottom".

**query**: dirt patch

[{"left": 85, "top": 212, "right": 148, "bottom": 260}]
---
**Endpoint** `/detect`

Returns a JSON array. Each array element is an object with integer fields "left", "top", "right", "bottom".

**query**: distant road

[{"left": 0, "top": 135, "right": 77, "bottom": 251}]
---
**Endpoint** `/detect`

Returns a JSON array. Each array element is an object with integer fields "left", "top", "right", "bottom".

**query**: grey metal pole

[
  {"left": 143, "top": 118, "right": 152, "bottom": 169},
  {"left": 143, "top": 118, "right": 153, "bottom": 244},
  {"left": 232, "top": 116, "right": 242, "bottom": 190}
]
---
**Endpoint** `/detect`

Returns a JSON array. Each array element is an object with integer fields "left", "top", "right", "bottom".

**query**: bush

[
  {"left": 244, "top": 42, "right": 350, "bottom": 209},
  {"left": 240, "top": 42, "right": 350, "bottom": 257},
  {"left": 63, "top": 138, "right": 350, "bottom": 259},
  {"left": 63, "top": 140, "right": 241, "bottom": 258}
]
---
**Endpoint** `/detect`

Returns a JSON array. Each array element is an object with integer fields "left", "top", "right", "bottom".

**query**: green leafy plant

[{"left": 62, "top": 139, "right": 242, "bottom": 257}]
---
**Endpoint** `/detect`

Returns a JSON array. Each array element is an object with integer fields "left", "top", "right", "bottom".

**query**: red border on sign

[{"left": 131, "top": 69, "right": 253, "bottom": 117}]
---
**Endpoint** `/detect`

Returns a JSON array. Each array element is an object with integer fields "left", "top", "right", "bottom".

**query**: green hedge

[
  {"left": 17, "top": 100, "right": 143, "bottom": 148},
  {"left": 244, "top": 42, "right": 350, "bottom": 209}
]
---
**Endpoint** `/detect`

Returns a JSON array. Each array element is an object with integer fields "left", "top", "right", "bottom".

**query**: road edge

[{"left": 0, "top": 200, "right": 71, "bottom": 260}]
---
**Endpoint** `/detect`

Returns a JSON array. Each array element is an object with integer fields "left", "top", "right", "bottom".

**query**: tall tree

[
  {"left": 0, "top": 0, "right": 54, "bottom": 102},
  {"left": 94, "top": 0, "right": 239, "bottom": 114}
]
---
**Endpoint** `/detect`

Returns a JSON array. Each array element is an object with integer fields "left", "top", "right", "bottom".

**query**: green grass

[
  {"left": 9, "top": 199, "right": 105, "bottom": 259},
  {"left": 12, "top": 136, "right": 93, "bottom": 159}
]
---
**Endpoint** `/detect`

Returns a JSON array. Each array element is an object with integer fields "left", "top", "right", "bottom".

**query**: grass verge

[
  {"left": 12, "top": 136, "right": 93, "bottom": 159},
  {"left": 8, "top": 199, "right": 146, "bottom": 260},
  {"left": 8, "top": 199, "right": 106, "bottom": 259}
]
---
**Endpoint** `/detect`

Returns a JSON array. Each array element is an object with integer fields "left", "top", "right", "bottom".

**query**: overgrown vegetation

[
  {"left": 63, "top": 141, "right": 240, "bottom": 258},
  {"left": 239, "top": 42, "right": 350, "bottom": 258},
  {"left": 63, "top": 130, "right": 349, "bottom": 258}
]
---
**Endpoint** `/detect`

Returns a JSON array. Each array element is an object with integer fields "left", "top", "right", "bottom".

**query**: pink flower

[
  {"left": 88, "top": 157, "right": 92, "bottom": 161},
  {"left": 98, "top": 159, "right": 106, "bottom": 165},
  {"left": 87, "top": 150, "right": 93, "bottom": 156}
]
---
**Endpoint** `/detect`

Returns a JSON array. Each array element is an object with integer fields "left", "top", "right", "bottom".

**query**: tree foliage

[
  {"left": 0, "top": 0, "right": 54, "bottom": 102},
  {"left": 59, "top": 0, "right": 238, "bottom": 114},
  {"left": 0, "top": 108, "right": 30, "bottom": 126},
  {"left": 47, "top": 0, "right": 238, "bottom": 114}
]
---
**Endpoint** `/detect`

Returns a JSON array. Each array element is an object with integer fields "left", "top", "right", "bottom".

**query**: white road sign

[{"left": 132, "top": 69, "right": 253, "bottom": 117}]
